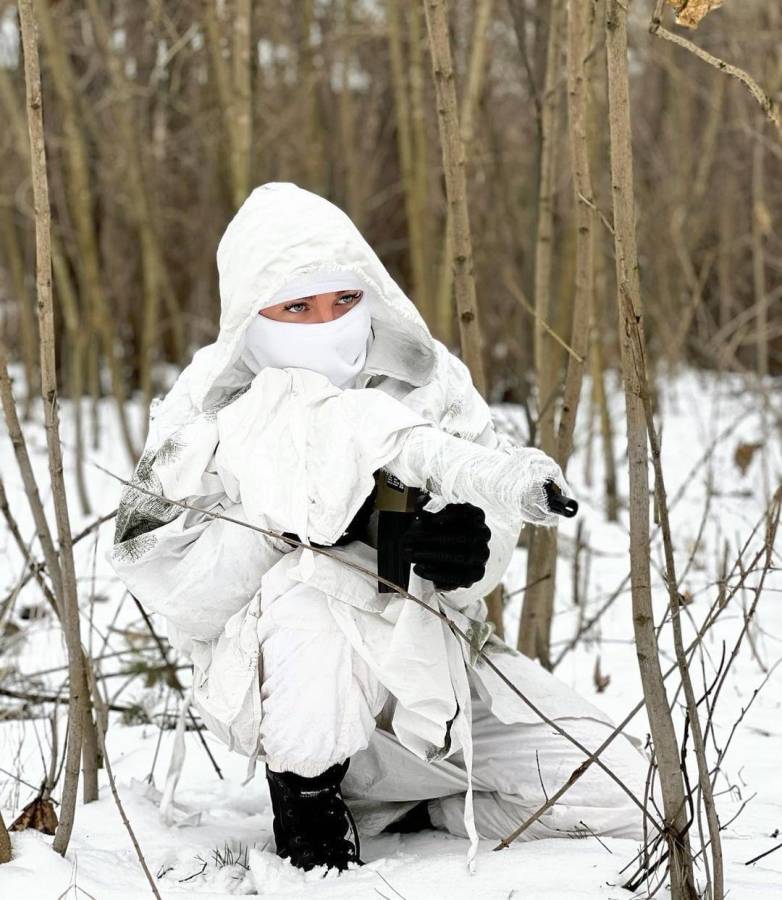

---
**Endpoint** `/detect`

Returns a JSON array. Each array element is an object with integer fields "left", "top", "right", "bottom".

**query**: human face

[{"left": 260, "top": 289, "right": 364, "bottom": 324}]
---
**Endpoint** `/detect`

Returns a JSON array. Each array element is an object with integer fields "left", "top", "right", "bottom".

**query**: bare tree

[
  {"left": 605, "top": 2, "right": 698, "bottom": 895},
  {"left": 434, "top": 0, "right": 495, "bottom": 344},
  {"left": 517, "top": 0, "right": 565, "bottom": 663},
  {"left": 388, "top": 0, "right": 430, "bottom": 321},
  {"left": 35, "top": 0, "right": 138, "bottom": 466},
  {"left": 204, "top": 0, "right": 253, "bottom": 209},
  {"left": 18, "top": 0, "right": 90, "bottom": 855},
  {"left": 423, "top": 0, "right": 487, "bottom": 395}
]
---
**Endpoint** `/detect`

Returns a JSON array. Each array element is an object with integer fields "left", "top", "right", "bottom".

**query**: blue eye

[
  {"left": 337, "top": 291, "right": 362, "bottom": 304},
  {"left": 283, "top": 302, "right": 308, "bottom": 313}
]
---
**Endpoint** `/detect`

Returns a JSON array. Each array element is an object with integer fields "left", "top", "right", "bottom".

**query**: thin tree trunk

[
  {"left": 423, "top": 0, "right": 487, "bottom": 395},
  {"left": 591, "top": 316, "right": 619, "bottom": 521},
  {"left": 589, "top": 75, "right": 619, "bottom": 521},
  {"left": 85, "top": 0, "right": 167, "bottom": 420},
  {"left": 204, "top": 0, "right": 249, "bottom": 207},
  {"left": 521, "top": 0, "right": 596, "bottom": 664},
  {"left": 50, "top": 241, "right": 91, "bottom": 516},
  {"left": 296, "top": 0, "right": 325, "bottom": 190},
  {"left": 518, "top": 0, "right": 565, "bottom": 661},
  {"left": 232, "top": 0, "right": 252, "bottom": 208},
  {"left": 0, "top": 208, "right": 38, "bottom": 418},
  {"left": 557, "top": 0, "right": 594, "bottom": 468},
  {"left": 36, "top": 0, "right": 140, "bottom": 464},
  {"left": 388, "top": 0, "right": 428, "bottom": 312},
  {"left": 604, "top": 3, "right": 698, "bottom": 896},
  {"left": 433, "top": 0, "right": 494, "bottom": 348},
  {"left": 0, "top": 810, "right": 10, "bottom": 864},
  {"left": 622, "top": 299, "right": 725, "bottom": 900},
  {"left": 532, "top": 0, "right": 564, "bottom": 449},
  {"left": 18, "top": 0, "right": 89, "bottom": 854},
  {"left": 408, "top": 2, "right": 432, "bottom": 312},
  {"left": 0, "top": 62, "right": 40, "bottom": 418},
  {"left": 203, "top": 0, "right": 235, "bottom": 179},
  {"left": 717, "top": 179, "right": 734, "bottom": 334},
  {"left": 337, "top": 0, "right": 362, "bottom": 227},
  {"left": 751, "top": 136, "right": 768, "bottom": 380}
]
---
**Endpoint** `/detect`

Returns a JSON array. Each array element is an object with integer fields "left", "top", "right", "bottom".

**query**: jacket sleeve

[
  {"left": 430, "top": 416, "right": 522, "bottom": 620},
  {"left": 110, "top": 493, "right": 286, "bottom": 647},
  {"left": 416, "top": 347, "right": 523, "bottom": 619},
  {"left": 108, "top": 389, "right": 288, "bottom": 646}
]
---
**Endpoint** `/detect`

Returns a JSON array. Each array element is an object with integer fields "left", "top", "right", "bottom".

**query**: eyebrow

[{"left": 284, "top": 291, "right": 360, "bottom": 303}]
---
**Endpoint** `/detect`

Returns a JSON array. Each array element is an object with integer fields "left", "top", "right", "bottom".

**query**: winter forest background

[{"left": 0, "top": 1, "right": 780, "bottom": 898}]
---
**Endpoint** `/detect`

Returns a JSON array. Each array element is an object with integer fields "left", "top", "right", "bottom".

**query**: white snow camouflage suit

[{"left": 109, "top": 182, "right": 648, "bottom": 866}]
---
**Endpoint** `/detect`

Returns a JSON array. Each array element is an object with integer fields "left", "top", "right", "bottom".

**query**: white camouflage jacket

[{"left": 109, "top": 183, "right": 600, "bottom": 860}]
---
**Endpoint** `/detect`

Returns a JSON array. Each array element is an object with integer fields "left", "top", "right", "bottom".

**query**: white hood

[{"left": 187, "top": 182, "right": 437, "bottom": 412}]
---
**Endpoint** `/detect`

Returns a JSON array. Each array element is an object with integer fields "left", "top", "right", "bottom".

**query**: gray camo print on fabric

[{"left": 112, "top": 383, "right": 251, "bottom": 561}]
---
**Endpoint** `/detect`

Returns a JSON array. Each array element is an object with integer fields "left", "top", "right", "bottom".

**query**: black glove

[{"left": 399, "top": 501, "right": 491, "bottom": 592}]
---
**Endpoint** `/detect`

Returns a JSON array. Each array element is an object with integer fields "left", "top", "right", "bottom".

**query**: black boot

[
  {"left": 382, "top": 800, "right": 433, "bottom": 834},
  {"left": 265, "top": 759, "right": 362, "bottom": 872}
]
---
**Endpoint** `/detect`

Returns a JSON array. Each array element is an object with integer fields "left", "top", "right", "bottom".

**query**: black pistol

[
  {"left": 374, "top": 470, "right": 428, "bottom": 593},
  {"left": 543, "top": 480, "right": 579, "bottom": 518},
  {"left": 373, "top": 473, "right": 578, "bottom": 594}
]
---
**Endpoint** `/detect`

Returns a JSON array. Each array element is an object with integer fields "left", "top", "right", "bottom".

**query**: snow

[{"left": 1, "top": 367, "right": 780, "bottom": 898}]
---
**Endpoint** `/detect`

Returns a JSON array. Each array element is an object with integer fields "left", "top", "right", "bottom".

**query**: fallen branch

[
  {"left": 745, "top": 840, "right": 782, "bottom": 867},
  {"left": 0, "top": 686, "right": 136, "bottom": 716}
]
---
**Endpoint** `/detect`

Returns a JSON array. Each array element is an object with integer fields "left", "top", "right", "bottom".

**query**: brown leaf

[
  {"left": 734, "top": 441, "right": 762, "bottom": 475},
  {"left": 666, "top": 0, "right": 723, "bottom": 29},
  {"left": 10, "top": 797, "right": 58, "bottom": 835},
  {"left": 593, "top": 655, "right": 611, "bottom": 693}
]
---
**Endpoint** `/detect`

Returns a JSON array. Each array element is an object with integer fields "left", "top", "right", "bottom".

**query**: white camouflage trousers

[{"left": 257, "top": 580, "right": 649, "bottom": 841}]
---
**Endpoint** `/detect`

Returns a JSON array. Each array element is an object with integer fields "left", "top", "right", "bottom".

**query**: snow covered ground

[{"left": 1, "top": 367, "right": 780, "bottom": 898}]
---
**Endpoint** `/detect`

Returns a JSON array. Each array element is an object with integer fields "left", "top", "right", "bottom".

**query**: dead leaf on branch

[
  {"left": 10, "top": 797, "right": 58, "bottom": 835},
  {"left": 666, "top": 0, "right": 724, "bottom": 29},
  {"left": 734, "top": 441, "right": 762, "bottom": 475}
]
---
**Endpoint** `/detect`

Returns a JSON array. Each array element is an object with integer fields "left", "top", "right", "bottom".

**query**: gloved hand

[
  {"left": 399, "top": 501, "right": 491, "bottom": 592},
  {"left": 385, "top": 426, "right": 573, "bottom": 529},
  {"left": 508, "top": 446, "right": 571, "bottom": 526}
]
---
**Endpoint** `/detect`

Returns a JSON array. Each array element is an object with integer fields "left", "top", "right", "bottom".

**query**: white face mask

[{"left": 241, "top": 299, "right": 373, "bottom": 389}]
